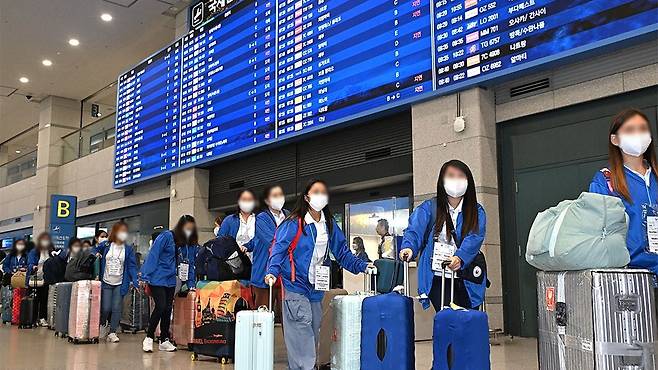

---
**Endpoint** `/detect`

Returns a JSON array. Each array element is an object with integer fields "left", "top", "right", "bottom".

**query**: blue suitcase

[
  {"left": 360, "top": 262, "right": 415, "bottom": 370},
  {"left": 433, "top": 264, "right": 490, "bottom": 370}
]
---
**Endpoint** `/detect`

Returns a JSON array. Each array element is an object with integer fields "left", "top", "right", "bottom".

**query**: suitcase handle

[
  {"left": 364, "top": 266, "right": 378, "bottom": 294},
  {"left": 440, "top": 261, "right": 456, "bottom": 310},
  {"left": 268, "top": 279, "right": 274, "bottom": 313}
]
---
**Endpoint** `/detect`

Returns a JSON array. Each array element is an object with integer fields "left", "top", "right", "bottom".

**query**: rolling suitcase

[
  {"left": 373, "top": 258, "right": 403, "bottom": 294},
  {"left": 68, "top": 280, "right": 101, "bottom": 344},
  {"left": 1, "top": 285, "right": 12, "bottom": 324},
  {"left": 361, "top": 262, "right": 415, "bottom": 370},
  {"left": 120, "top": 286, "right": 150, "bottom": 334},
  {"left": 190, "top": 280, "right": 250, "bottom": 363},
  {"left": 537, "top": 269, "right": 658, "bottom": 370},
  {"left": 11, "top": 287, "right": 26, "bottom": 325},
  {"left": 18, "top": 290, "right": 37, "bottom": 329},
  {"left": 54, "top": 282, "right": 73, "bottom": 337},
  {"left": 331, "top": 271, "right": 377, "bottom": 370},
  {"left": 317, "top": 288, "right": 348, "bottom": 369},
  {"left": 234, "top": 283, "right": 275, "bottom": 370},
  {"left": 433, "top": 262, "right": 490, "bottom": 370},
  {"left": 47, "top": 285, "right": 57, "bottom": 329},
  {"left": 172, "top": 289, "right": 196, "bottom": 350}
]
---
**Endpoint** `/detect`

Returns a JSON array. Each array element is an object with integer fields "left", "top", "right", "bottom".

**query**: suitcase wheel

[
  {"left": 93, "top": 338, "right": 99, "bottom": 344},
  {"left": 191, "top": 353, "right": 198, "bottom": 361},
  {"left": 68, "top": 338, "right": 72, "bottom": 343},
  {"left": 220, "top": 357, "right": 230, "bottom": 364}
]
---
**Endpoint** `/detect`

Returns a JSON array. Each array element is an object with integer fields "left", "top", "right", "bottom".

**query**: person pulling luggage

[
  {"left": 589, "top": 109, "right": 658, "bottom": 276},
  {"left": 140, "top": 215, "right": 197, "bottom": 353},
  {"left": 265, "top": 179, "right": 374, "bottom": 370},
  {"left": 94, "top": 221, "right": 139, "bottom": 343},
  {"left": 399, "top": 160, "right": 488, "bottom": 311}
]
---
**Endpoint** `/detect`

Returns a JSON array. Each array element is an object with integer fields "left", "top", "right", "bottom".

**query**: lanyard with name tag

[
  {"left": 432, "top": 238, "right": 456, "bottom": 272},
  {"left": 645, "top": 204, "right": 658, "bottom": 254},
  {"left": 178, "top": 247, "right": 190, "bottom": 281},
  {"left": 107, "top": 257, "right": 122, "bottom": 276},
  {"left": 312, "top": 226, "right": 331, "bottom": 291}
]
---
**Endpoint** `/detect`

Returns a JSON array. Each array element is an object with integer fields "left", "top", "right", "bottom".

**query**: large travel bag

[
  {"left": 361, "top": 262, "right": 415, "bottom": 370},
  {"left": 64, "top": 251, "right": 96, "bottom": 282},
  {"left": 234, "top": 283, "right": 275, "bottom": 370},
  {"left": 537, "top": 269, "right": 658, "bottom": 370},
  {"left": 43, "top": 255, "right": 67, "bottom": 285},
  {"left": 433, "top": 262, "right": 490, "bottom": 370},
  {"left": 1, "top": 285, "right": 12, "bottom": 324},
  {"left": 317, "top": 288, "right": 348, "bottom": 369},
  {"left": 172, "top": 289, "right": 196, "bottom": 350},
  {"left": 11, "top": 287, "right": 26, "bottom": 325},
  {"left": 120, "top": 286, "right": 150, "bottom": 334},
  {"left": 196, "top": 237, "right": 252, "bottom": 281},
  {"left": 526, "top": 192, "right": 630, "bottom": 271},
  {"left": 68, "top": 280, "right": 101, "bottom": 344},
  {"left": 47, "top": 284, "right": 57, "bottom": 329},
  {"left": 54, "top": 282, "right": 73, "bottom": 337},
  {"left": 331, "top": 273, "right": 376, "bottom": 370},
  {"left": 190, "top": 280, "right": 250, "bottom": 363},
  {"left": 18, "top": 290, "right": 37, "bottom": 329},
  {"left": 373, "top": 258, "right": 403, "bottom": 294}
]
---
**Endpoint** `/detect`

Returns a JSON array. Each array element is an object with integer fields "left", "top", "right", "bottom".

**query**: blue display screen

[{"left": 114, "top": 0, "right": 658, "bottom": 187}]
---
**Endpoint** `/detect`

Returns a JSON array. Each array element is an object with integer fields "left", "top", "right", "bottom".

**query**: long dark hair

[
  {"left": 10, "top": 239, "right": 26, "bottom": 257},
  {"left": 435, "top": 160, "right": 479, "bottom": 242},
  {"left": 286, "top": 179, "right": 334, "bottom": 235},
  {"left": 262, "top": 184, "right": 284, "bottom": 203},
  {"left": 608, "top": 108, "right": 658, "bottom": 202},
  {"left": 173, "top": 215, "right": 198, "bottom": 247}
]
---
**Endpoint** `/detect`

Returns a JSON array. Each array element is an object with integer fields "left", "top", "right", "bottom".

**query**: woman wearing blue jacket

[
  {"left": 140, "top": 215, "right": 198, "bottom": 353},
  {"left": 265, "top": 179, "right": 371, "bottom": 370},
  {"left": 217, "top": 189, "right": 258, "bottom": 253},
  {"left": 400, "top": 160, "right": 487, "bottom": 311},
  {"left": 589, "top": 109, "right": 658, "bottom": 275},
  {"left": 1, "top": 239, "right": 28, "bottom": 276},
  {"left": 27, "top": 232, "right": 59, "bottom": 326},
  {"left": 252, "top": 185, "right": 288, "bottom": 311},
  {"left": 94, "top": 221, "right": 139, "bottom": 343}
]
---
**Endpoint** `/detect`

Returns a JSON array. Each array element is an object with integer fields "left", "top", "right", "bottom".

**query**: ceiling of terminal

[{"left": 0, "top": 0, "right": 184, "bottom": 142}]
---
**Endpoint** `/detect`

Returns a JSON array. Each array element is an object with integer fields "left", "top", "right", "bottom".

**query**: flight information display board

[{"left": 115, "top": 0, "right": 658, "bottom": 187}]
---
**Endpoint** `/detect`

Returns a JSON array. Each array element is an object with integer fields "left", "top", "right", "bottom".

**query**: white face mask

[
  {"left": 184, "top": 229, "right": 193, "bottom": 239},
  {"left": 98, "top": 237, "right": 108, "bottom": 244},
  {"left": 269, "top": 196, "right": 285, "bottom": 211},
  {"left": 618, "top": 133, "right": 652, "bottom": 157},
  {"left": 116, "top": 231, "right": 128, "bottom": 243},
  {"left": 308, "top": 193, "right": 329, "bottom": 212},
  {"left": 444, "top": 178, "right": 468, "bottom": 198},
  {"left": 213, "top": 226, "right": 220, "bottom": 236},
  {"left": 238, "top": 200, "right": 255, "bottom": 213},
  {"left": 15, "top": 244, "right": 25, "bottom": 252}
]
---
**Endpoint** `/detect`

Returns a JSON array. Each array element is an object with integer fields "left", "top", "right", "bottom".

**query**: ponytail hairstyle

[{"left": 435, "top": 160, "right": 479, "bottom": 242}]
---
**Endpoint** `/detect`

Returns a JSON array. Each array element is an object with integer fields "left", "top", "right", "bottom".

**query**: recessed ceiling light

[
  {"left": 19, "top": 77, "right": 29, "bottom": 83},
  {"left": 68, "top": 38, "right": 80, "bottom": 46},
  {"left": 169, "top": 6, "right": 178, "bottom": 11},
  {"left": 15, "top": 150, "right": 21, "bottom": 154},
  {"left": 101, "top": 13, "right": 113, "bottom": 22},
  {"left": 42, "top": 59, "right": 53, "bottom": 66}
]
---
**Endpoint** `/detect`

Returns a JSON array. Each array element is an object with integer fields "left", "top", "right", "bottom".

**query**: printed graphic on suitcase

[
  {"left": 317, "top": 288, "right": 348, "bottom": 368},
  {"left": 191, "top": 280, "right": 250, "bottom": 362},
  {"left": 11, "top": 287, "right": 26, "bottom": 325},
  {"left": 68, "top": 280, "right": 101, "bottom": 344},
  {"left": 47, "top": 285, "right": 57, "bottom": 329},
  {"left": 120, "top": 286, "right": 150, "bottom": 334},
  {"left": 1, "top": 286, "right": 12, "bottom": 324},
  {"left": 54, "top": 282, "right": 73, "bottom": 337},
  {"left": 172, "top": 290, "right": 196, "bottom": 350},
  {"left": 537, "top": 269, "right": 658, "bottom": 370}
]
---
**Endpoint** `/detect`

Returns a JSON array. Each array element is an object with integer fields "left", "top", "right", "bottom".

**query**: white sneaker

[
  {"left": 142, "top": 337, "right": 153, "bottom": 353},
  {"left": 107, "top": 333, "right": 120, "bottom": 343},
  {"left": 158, "top": 340, "right": 177, "bottom": 352},
  {"left": 39, "top": 319, "right": 48, "bottom": 327}
]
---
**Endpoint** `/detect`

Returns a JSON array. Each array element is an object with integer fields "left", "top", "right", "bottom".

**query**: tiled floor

[{"left": 0, "top": 325, "right": 538, "bottom": 369}]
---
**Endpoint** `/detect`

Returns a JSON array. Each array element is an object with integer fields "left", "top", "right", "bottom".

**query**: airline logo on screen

[{"left": 190, "top": 0, "right": 238, "bottom": 29}]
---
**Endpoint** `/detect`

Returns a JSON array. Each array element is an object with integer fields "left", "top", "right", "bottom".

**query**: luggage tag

[
  {"left": 432, "top": 236, "right": 456, "bottom": 278},
  {"left": 178, "top": 248, "right": 190, "bottom": 281},
  {"left": 643, "top": 204, "right": 658, "bottom": 254},
  {"left": 314, "top": 245, "right": 331, "bottom": 292}
]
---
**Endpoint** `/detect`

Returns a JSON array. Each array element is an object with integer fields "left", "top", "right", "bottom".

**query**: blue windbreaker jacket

[
  {"left": 140, "top": 231, "right": 197, "bottom": 289},
  {"left": 401, "top": 198, "right": 487, "bottom": 309},
  {"left": 1, "top": 254, "right": 27, "bottom": 274},
  {"left": 267, "top": 216, "right": 368, "bottom": 302},
  {"left": 250, "top": 209, "right": 289, "bottom": 288},
  {"left": 218, "top": 213, "right": 257, "bottom": 251},
  {"left": 94, "top": 241, "right": 140, "bottom": 296}
]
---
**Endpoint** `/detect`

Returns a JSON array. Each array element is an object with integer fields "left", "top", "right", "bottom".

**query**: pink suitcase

[{"left": 68, "top": 280, "right": 101, "bottom": 344}]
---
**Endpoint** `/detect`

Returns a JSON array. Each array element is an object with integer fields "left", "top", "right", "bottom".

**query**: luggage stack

[
  {"left": 172, "top": 290, "right": 196, "bottom": 350},
  {"left": 54, "top": 282, "right": 73, "bottom": 338},
  {"left": 1, "top": 285, "right": 12, "bottom": 324},
  {"left": 68, "top": 280, "right": 101, "bottom": 344},
  {"left": 120, "top": 286, "right": 150, "bottom": 334},
  {"left": 537, "top": 269, "right": 658, "bottom": 370},
  {"left": 47, "top": 285, "right": 57, "bottom": 329}
]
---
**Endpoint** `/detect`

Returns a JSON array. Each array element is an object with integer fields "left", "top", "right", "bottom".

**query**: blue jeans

[{"left": 100, "top": 284, "right": 123, "bottom": 333}]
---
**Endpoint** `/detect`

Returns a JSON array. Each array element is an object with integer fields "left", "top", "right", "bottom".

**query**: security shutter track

[{"left": 498, "top": 86, "right": 658, "bottom": 337}]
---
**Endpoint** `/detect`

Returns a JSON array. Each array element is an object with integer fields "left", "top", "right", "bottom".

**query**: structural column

[
  {"left": 169, "top": 168, "right": 215, "bottom": 243},
  {"left": 411, "top": 87, "right": 503, "bottom": 330},
  {"left": 32, "top": 96, "right": 81, "bottom": 234}
]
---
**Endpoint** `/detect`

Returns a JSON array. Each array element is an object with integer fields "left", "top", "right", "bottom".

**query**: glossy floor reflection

[{"left": 0, "top": 325, "right": 538, "bottom": 369}]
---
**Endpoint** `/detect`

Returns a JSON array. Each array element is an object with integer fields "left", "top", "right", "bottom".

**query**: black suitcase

[
  {"left": 120, "top": 287, "right": 150, "bottom": 333},
  {"left": 18, "top": 291, "right": 36, "bottom": 329},
  {"left": 54, "top": 282, "right": 73, "bottom": 337}
]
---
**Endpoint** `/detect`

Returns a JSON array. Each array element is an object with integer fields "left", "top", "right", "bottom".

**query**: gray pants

[{"left": 283, "top": 289, "right": 322, "bottom": 370}]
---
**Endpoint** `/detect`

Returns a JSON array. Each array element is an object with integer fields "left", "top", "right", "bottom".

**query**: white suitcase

[{"left": 234, "top": 284, "right": 275, "bottom": 370}]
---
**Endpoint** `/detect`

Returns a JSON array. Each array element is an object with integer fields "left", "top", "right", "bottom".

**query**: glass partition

[
  {"left": 0, "top": 149, "right": 37, "bottom": 187},
  {"left": 0, "top": 125, "right": 38, "bottom": 187},
  {"left": 61, "top": 113, "right": 116, "bottom": 164}
]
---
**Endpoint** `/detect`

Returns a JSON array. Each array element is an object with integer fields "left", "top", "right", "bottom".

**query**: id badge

[
  {"left": 314, "top": 265, "right": 330, "bottom": 291},
  {"left": 178, "top": 262, "right": 190, "bottom": 281},
  {"left": 432, "top": 240, "right": 456, "bottom": 272},
  {"left": 647, "top": 215, "right": 658, "bottom": 254},
  {"left": 107, "top": 258, "right": 122, "bottom": 276}
]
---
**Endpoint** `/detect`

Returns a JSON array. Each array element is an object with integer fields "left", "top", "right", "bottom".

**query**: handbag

[
  {"left": 28, "top": 274, "right": 44, "bottom": 288},
  {"left": 10, "top": 271, "right": 27, "bottom": 289}
]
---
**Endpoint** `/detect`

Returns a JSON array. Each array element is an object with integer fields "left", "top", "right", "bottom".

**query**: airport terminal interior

[{"left": 0, "top": 0, "right": 657, "bottom": 369}]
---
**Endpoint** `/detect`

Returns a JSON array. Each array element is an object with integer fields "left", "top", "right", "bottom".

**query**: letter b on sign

[{"left": 57, "top": 200, "right": 70, "bottom": 218}]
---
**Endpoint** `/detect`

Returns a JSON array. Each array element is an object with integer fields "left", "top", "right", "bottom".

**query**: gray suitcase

[
  {"left": 120, "top": 286, "right": 150, "bottom": 333},
  {"left": 1, "top": 285, "right": 12, "bottom": 324},
  {"left": 54, "top": 282, "right": 72, "bottom": 337},
  {"left": 537, "top": 269, "right": 658, "bottom": 370},
  {"left": 47, "top": 285, "right": 57, "bottom": 329}
]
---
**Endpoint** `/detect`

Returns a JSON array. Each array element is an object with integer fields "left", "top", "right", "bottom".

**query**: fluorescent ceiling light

[
  {"left": 19, "top": 77, "right": 29, "bottom": 83},
  {"left": 68, "top": 38, "right": 80, "bottom": 46},
  {"left": 42, "top": 59, "right": 53, "bottom": 66},
  {"left": 101, "top": 13, "right": 113, "bottom": 22}
]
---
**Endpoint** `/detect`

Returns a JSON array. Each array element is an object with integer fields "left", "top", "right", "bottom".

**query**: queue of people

[{"left": 1, "top": 108, "right": 656, "bottom": 368}]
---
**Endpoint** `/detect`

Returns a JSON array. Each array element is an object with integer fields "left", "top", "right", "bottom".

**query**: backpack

[
  {"left": 43, "top": 254, "right": 66, "bottom": 284},
  {"left": 197, "top": 236, "right": 251, "bottom": 281},
  {"left": 65, "top": 250, "right": 96, "bottom": 282},
  {"left": 525, "top": 192, "right": 630, "bottom": 271}
]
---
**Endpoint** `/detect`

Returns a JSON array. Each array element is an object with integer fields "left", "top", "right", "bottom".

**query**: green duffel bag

[{"left": 526, "top": 192, "right": 630, "bottom": 271}]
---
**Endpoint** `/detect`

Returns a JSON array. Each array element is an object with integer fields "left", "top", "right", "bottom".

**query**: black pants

[
  {"left": 34, "top": 285, "right": 49, "bottom": 320},
  {"left": 428, "top": 275, "right": 475, "bottom": 312},
  {"left": 147, "top": 285, "right": 175, "bottom": 341}
]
